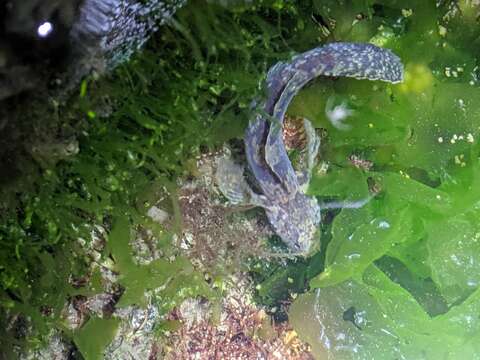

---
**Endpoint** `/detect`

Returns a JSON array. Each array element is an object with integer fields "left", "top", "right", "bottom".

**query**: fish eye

[{"left": 37, "top": 21, "right": 53, "bottom": 38}]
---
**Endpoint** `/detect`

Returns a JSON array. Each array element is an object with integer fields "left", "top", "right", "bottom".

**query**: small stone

[{"left": 147, "top": 206, "right": 169, "bottom": 223}]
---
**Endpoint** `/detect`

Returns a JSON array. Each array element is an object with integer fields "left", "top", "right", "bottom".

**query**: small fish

[{"left": 217, "top": 42, "right": 403, "bottom": 254}]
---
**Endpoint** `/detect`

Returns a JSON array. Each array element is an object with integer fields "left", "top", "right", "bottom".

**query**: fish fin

[
  {"left": 305, "top": 118, "right": 321, "bottom": 179},
  {"left": 272, "top": 70, "right": 311, "bottom": 121},
  {"left": 319, "top": 195, "right": 373, "bottom": 211},
  {"left": 264, "top": 70, "right": 313, "bottom": 194},
  {"left": 215, "top": 156, "right": 250, "bottom": 204},
  {"left": 297, "top": 118, "right": 321, "bottom": 188},
  {"left": 215, "top": 155, "right": 268, "bottom": 207},
  {"left": 265, "top": 120, "right": 299, "bottom": 194}
]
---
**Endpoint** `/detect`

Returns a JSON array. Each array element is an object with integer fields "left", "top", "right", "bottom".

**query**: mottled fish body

[{"left": 219, "top": 42, "right": 404, "bottom": 253}]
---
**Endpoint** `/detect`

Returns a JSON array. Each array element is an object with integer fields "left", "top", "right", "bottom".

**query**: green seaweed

[
  {"left": 107, "top": 215, "right": 214, "bottom": 308},
  {"left": 273, "top": 1, "right": 480, "bottom": 358},
  {"left": 0, "top": 0, "right": 327, "bottom": 355},
  {"left": 3, "top": 0, "right": 480, "bottom": 358},
  {"left": 291, "top": 265, "right": 480, "bottom": 359},
  {"left": 74, "top": 317, "right": 120, "bottom": 360}
]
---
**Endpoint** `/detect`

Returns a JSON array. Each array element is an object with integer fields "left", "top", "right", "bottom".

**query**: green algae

[
  {"left": 74, "top": 317, "right": 120, "bottom": 360},
  {"left": 108, "top": 216, "right": 214, "bottom": 308},
  {"left": 0, "top": 0, "right": 316, "bottom": 356},
  {"left": 291, "top": 266, "right": 480, "bottom": 359},
  {"left": 2, "top": 0, "right": 480, "bottom": 358},
  {"left": 250, "top": 11, "right": 480, "bottom": 350},
  {"left": 276, "top": 1, "right": 480, "bottom": 359}
]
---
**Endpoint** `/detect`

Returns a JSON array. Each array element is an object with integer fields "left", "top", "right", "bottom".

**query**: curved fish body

[{"left": 220, "top": 42, "right": 404, "bottom": 253}]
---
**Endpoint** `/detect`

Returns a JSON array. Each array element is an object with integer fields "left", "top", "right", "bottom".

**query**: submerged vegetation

[
  {"left": 0, "top": 1, "right": 313, "bottom": 356},
  {"left": 1, "top": 0, "right": 480, "bottom": 359},
  {"left": 258, "top": 1, "right": 480, "bottom": 359}
]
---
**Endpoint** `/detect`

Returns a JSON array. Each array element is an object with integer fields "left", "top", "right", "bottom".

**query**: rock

[{"left": 147, "top": 205, "right": 170, "bottom": 224}]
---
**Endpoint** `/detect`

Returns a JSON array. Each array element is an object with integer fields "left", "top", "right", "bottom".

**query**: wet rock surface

[
  {"left": 164, "top": 275, "right": 314, "bottom": 360},
  {"left": 175, "top": 149, "right": 274, "bottom": 271}
]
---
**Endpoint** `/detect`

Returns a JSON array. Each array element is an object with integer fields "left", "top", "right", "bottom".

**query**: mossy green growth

[
  {"left": 0, "top": 0, "right": 329, "bottom": 356},
  {"left": 2, "top": 0, "right": 480, "bottom": 358},
  {"left": 74, "top": 317, "right": 120, "bottom": 360}
]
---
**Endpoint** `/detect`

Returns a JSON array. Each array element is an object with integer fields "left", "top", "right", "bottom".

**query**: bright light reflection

[{"left": 37, "top": 22, "right": 53, "bottom": 38}]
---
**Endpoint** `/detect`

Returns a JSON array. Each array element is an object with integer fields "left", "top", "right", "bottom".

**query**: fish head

[{"left": 265, "top": 191, "right": 321, "bottom": 254}]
